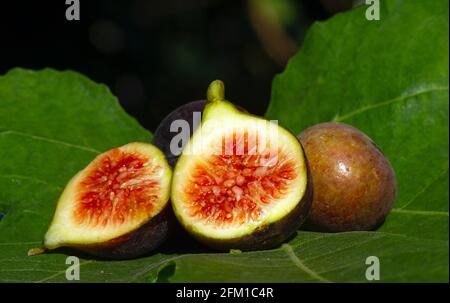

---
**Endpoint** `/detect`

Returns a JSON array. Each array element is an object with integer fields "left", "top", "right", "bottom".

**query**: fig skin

[
  {"left": 72, "top": 207, "right": 171, "bottom": 260},
  {"left": 298, "top": 122, "right": 396, "bottom": 232},
  {"left": 153, "top": 100, "right": 246, "bottom": 167}
]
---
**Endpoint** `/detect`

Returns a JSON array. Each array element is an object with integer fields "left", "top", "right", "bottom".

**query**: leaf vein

[
  {"left": 302, "top": 234, "right": 386, "bottom": 262},
  {"left": 282, "top": 243, "right": 331, "bottom": 283},
  {"left": 334, "top": 86, "right": 449, "bottom": 122},
  {"left": 397, "top": 168, "right": 449, "bottom": 210},
  {"left": 0, "top": 130, "right": 100, "bottom": 154},
  {"left": 0, "top": 174, "right": 62, "bottom": 190},
  {"left": 391, "top": 208, "right": 448, "bottom": 217},
  {"left": 36, "top": 260, "right": 93, "bottom": 283}
]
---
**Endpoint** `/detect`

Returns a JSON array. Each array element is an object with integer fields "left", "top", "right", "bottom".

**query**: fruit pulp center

[
  {"left": 184, "top": 134, "right": 297, "bottom": 226},
  {"left": 74, "top": 149, "right": 160, "bottom": 228}
]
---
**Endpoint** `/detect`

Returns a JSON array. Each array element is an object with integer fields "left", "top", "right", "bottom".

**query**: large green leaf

[
  {"left": 0, "top": 0, "right": 448, "bottom": 283},
  {"left": 265, "top": 0, "right": 448, "bottom": 281}
]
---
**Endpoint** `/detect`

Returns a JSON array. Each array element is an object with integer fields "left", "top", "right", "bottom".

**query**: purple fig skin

[
  {"left": 74, "top": 207, "right": 171, "bottom": 259},
  {"left": 153, "top": 100, "right": 247, "bottom": 167},
  {"left": 298, "top": 122, "right": 397, "bottom": 232}
]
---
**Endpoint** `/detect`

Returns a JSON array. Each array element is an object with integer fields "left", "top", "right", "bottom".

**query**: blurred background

[{"left": 0, "top": 0, "right": 353, "bottom": 132}]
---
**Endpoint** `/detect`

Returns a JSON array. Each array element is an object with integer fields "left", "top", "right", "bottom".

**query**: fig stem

[
  {"left": 27, "top": 246, "right": 46, "bottom": 256},
  {"left": 207, "top": 80, "right": 225, "bottom": 103}
]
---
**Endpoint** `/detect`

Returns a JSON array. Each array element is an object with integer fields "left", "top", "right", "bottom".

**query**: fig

[
  {"left": 171, "top": 80, "right": 312, "bottom": 251},
  {"left": 153, "top": 100, "right": 247, "bottom": 167},
  {"left": 29, "top": 142, "right": 172, "bottom": 259},
  {"left": 298, "top": 122, "right": 396, "bottom": 232}
]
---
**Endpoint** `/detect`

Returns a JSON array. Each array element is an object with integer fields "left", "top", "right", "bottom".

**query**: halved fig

[
  {"left": 171, "top": 81, "right": 312, "bottom": 250},
  {"left": 29, "top": 142, "right": 172, "bottom": 259}
]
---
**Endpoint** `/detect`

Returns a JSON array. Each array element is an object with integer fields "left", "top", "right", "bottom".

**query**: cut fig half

[
  {"left": 30, "top": 142, "right": 172, "bottom": 259},
  {"left": 171, "top": 81, "right": 312, "bottom": 250}
]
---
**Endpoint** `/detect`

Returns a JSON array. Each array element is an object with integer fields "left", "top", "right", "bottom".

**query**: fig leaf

[
  {"left": 266, "top": 0, "right": 449, "bottom": 281},
  {"left": 0, "top": 0, "right": 448, "bottom": 282}
]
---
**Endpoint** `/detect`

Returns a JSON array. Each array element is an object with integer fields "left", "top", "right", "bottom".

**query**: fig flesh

[
  {"left": 171, "top": 81, "right": 312, "bottom": 251},
  {"left": 30, "top": 142, "right": 172, "bottom": 259},
  {"left": 298, "top": 122, "right": 396, "bottom": 232}
]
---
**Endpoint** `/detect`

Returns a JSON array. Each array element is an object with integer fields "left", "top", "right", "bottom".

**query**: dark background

[{"left": 0, "top": 0, "right": 352, "bottom": 132}]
